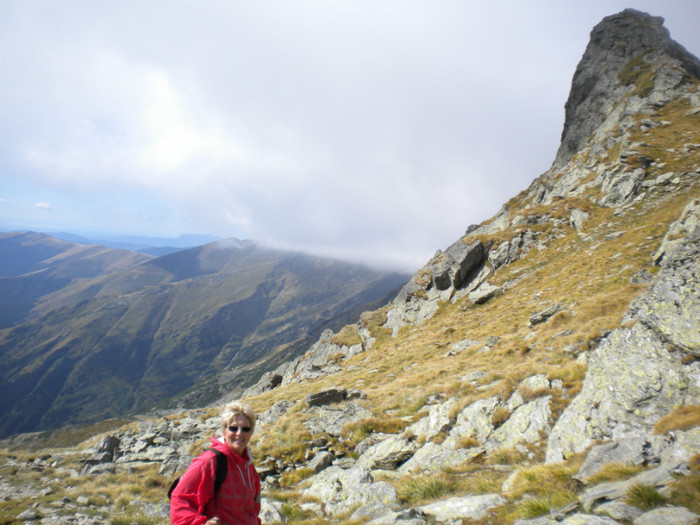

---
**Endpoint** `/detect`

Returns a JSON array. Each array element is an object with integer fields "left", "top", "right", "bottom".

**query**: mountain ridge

[{"left": 0, "top": 233, "right": 409, "bottom": 437}]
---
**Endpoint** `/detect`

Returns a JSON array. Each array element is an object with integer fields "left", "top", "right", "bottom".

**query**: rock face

[
  {"left": 554, "top": 8, "right": 700, "bottom": 168},
  {"left": 546, "top": 220, "right": 700, "bottom": 463}
]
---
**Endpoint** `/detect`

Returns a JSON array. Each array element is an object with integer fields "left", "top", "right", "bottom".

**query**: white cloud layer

[{"left": 1, "top": 1, "right": 699, "bottom": 271}]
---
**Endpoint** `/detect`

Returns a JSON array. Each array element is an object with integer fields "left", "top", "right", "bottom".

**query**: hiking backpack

[{"left": 167, "top": 448, "right": 227, "bottom": 499}]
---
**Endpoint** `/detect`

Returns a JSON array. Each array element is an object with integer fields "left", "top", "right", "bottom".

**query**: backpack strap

[
  {"left": 208, "top": 448, "right": 228, "bottom": 496},
  {"left": 167, "top": 448, "right": 228, "bottom": 500}
]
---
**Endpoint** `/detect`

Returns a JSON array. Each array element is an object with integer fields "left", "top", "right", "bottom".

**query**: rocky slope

[{"left": 1, "top": 9, "right": 699, "bottom": 525}]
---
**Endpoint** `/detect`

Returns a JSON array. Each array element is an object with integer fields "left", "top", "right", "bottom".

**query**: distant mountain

[
  {"left": 0, "top": 231, "right": 152, "bottom": 328},
  {"left": 0, "top": 235, "right": 408, "bottom": 437},
  {"left": 49, "top": 231, "right": 220, "bottom": 254}
]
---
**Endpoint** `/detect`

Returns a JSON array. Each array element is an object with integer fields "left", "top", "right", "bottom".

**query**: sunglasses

[{"left": 228, "top": 425, "right": 252, "bottom": 433}]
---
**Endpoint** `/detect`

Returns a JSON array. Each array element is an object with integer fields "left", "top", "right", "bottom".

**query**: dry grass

[
  {"left": 584, "top": 462, "right": 647, "bottom": 484},
  {"left": 653, "top": 405, "right": 700, "bottom": 435}
]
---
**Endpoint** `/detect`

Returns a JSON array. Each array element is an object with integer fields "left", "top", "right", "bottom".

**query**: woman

[{"left": 170, "top": 402, "right": 261, "bottom": 525}]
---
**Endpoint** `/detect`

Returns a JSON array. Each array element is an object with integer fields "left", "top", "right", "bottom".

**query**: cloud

[
  {"left": 35, "top": 202, "right": 52, "bottom": 210},
  {"left": 1, "top": 1, "right": 699, "bottom": 271}
]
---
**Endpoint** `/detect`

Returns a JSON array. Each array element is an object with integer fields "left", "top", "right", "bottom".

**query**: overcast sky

[{"left": 1, "top": 1, "right": 699, "bottom": 271}]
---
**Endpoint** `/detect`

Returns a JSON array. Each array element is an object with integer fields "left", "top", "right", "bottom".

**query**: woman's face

[{"left": 225, "top": 414, "right": 252, "bottom": 456}]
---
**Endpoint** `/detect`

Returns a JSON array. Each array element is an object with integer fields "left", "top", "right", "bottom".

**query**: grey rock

[
  {"left": 468, "top": 282, "right": 501, "bottom": 304},
  {"left": 554, "top": 9, "right": 700, "bottom": 168},
  {"left": 306, "top": 386, "right": 348, "bottom": 407},
  {"left": 631, "top": 216, "right": 700, "bottom": 356},
  {"left": 356, "top": 435, "right": 417, "bottom": 470},
  {"left": 633, "top": 506, "right": 699, "bottom": 525},
  {"left": 580, "top": 463, "right": 678, "bottom": 511},
  {"left": 398, "top": 441, "right": 484, "bottom": 475},
  {"left": 259, "top": 498, "right": 286, "bottom": 523},
  {"left": 595, "top": 501, "right": 644, "bottom": 521},
  {"left": 304, "top": 401, "right": 373, "bottom": 436},
  {"left": 303, "top": 466, "right": 397, "bottom": 516},
  {"left": 307, "top": 450, "right": 334, "bottom": 473},
  {"left": 546, "top": 323, "right": 698, "bottom": 463},
  {"left": 257, "top": 400, "right": 293, "bottom": 428},
  {"left": 445, "top": 396, "right": 500, "bottom": 447},
  {"left": 430, "top": 239, "right": 485, "bottom": 291},
  {"left": 417, "top": 493, "right": 505, "bottom": 521},
  {"left": 575, "top": 437, "right": 648, "bottom": 483},
  {"left": 529, "top": 304, "right": 564, "bottom": 326},
  {"left": 405, "top": 397, "right": 456, "bottom": 442},
  {"left": 487, "top": 396, "right": 552, "bottom": 451}
]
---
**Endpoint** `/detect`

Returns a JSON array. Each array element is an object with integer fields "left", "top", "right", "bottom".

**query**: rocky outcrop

[
  {"left": 554, "top": 9, "right": 700, "bottom": 169},
  {"left": 546, "top": 210, "right": 700, "bottom": 463}
]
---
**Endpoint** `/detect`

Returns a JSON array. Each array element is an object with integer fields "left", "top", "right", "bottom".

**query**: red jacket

[{"left": 170, "top": 437, "right": 261, "bottom": 525}]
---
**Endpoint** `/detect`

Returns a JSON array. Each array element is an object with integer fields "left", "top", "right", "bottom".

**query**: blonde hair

[{"left": 220, "top": 401, "right": 256, "bottom": 435}]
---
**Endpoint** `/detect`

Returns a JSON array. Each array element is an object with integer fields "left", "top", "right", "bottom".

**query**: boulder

[
  {"left": 356, "top": 435, "right": 417, "bottom": 470},
  {"left": 417, "top": 494, "right": 505, "bottom": 522},
  {"left": 303, "top": 466, "right": 397, "bottom": 516},
  {"left": 633, "top": 506, "right": 699, "bottom": 525},
  {"left": 304, "top": 401, "right": 373, "bottom": 436}
]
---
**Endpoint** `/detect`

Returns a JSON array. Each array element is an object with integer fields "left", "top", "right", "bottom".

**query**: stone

[
  {"left": 306, "top": 386, "right": 348, "bottom": 407},
  {"left": 307, "top": 450, "right": 334, "bottom": 473},
  {"left": 259, "top": 498, "right": 286, "bottom": 523},
  {"left": 304, "top": 401, "right": 373, "bottom": 436},
  {"left": 468, "top": 282, "right": 501, "bottom": 304},
  {"left": 574, "top": 437, "right": 647, "bottom": 483},
  {"left": 546, "top": 323, "right": 698, "bottom": 463},
  {"left": 417, "top": 494, "right": 505, "bottom": 521},
  {"left": 633, "top": 506, "right": 699, "bottom": 525},
  {"left": 486, "top": 396, "right": 552, "bottom": 451},
  {"left": 405, "top": 397, "right": 456, "bottom": 442},
  {"left": 303, "top": 466, "right": 397, "bottom": 516},
  {"left": 529, "top": 304, "right": 564, "bottom": 326},
  {"left": 356, "top": 435, "right": 417, "bottom": 470},
  {"left": 580, "top": 463, "right": 678, "bottom": 511},
  {"left": 595, "top": 501, "right": 644, "bottom": 521}
]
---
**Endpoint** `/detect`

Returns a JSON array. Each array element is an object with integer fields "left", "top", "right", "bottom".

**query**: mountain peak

[{"left": 554, "top": 8, "right": 700, "bottom": 168}]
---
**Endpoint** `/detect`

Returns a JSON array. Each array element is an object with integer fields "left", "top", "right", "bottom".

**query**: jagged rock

[
  {"left": 633, "top": 506, "right": 699, "bottom": 525},
  {"left": 257, "top": 400, "right": 293, "bottom": 428},
  {"left": 304, "top": 401, "right": 373, "bottom": 436},
  {"left": 430, "top": 239, "right": 485, "bottom": 291},
  {"left": 529, "top": 304, "right": 564, "bottom": 326},
  {"left": 356, "top": 435, "right": 417, "bottom": 470},
  {"left": 303, "top": 466, "right": 397, "bottom": 516},
  {"left": 306, "top": 386, "right": 349, "bottom": 407},
  {"left": 405, "top": 397, "right": 456, "bottom": 442},
  {"left": 385, "top": 240, "right": 487, "bottom": 335},
  {"left": 628, "top": 220, "right": 700, "bottom": 356},
  {"left": 554, "top": 9, "right": 700, "bottom": 169},
  {"left": 514, "top": 515, "right": 623, "bottom": 525},
  {"left": 468, "top": 282, "right": 501, "bottom": 304},
  {"left": 570, "top": 209, "right": 590, "bottom": 230},
  {"left": 486, "top": 396, "right": 552, "bottom": 451},
  {"left": 574, "top": 437, "right": 648, "bottom": 483},
  {"left": 352, "top": 505, "right": 427, "bottom": 525},
  {"left": 398, "top": 442, "right": 484, "bottom": 475},
  {"left": 260, "top": 498, "right": 286, "bottom": 523},
  {"left": 417, "top": 493, "right": 505, "bottom": 522},
  {"left": 580, "top": 463, "right": 679, "bottom": 511},
  {"left": 488, "top": 230, "right": 539, "bottom": 270},
  {"left": 445, "top": 396, "right": 499, "bottom": 446},
  {"left": 595, "top": 501, "right": 644, "bottom": 522},
  {"left": 308, "top": 450, "right": 334, "bottom": 473},
  {"left": 546, "top": 321, "right": 698, "bottom": 463},
  {"left": 547, "top": 215, "right": 700, "bottom": 463}
]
